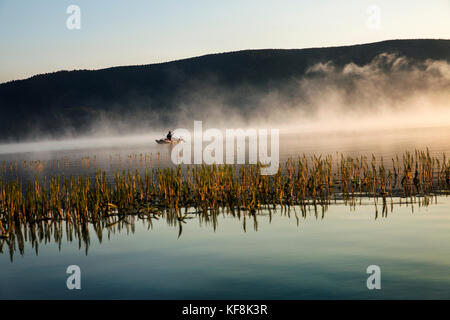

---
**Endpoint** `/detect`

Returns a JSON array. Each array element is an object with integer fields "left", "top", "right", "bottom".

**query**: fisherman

[{"left": 166, "top": 130, "right": 173, "bottom": 141}]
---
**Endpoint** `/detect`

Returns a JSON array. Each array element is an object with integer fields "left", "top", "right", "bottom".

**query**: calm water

[
  {"left": 1, "top": 126, "right": 450, "bottom": 178},
  {"left": 1, "top": 198, "right": 450, "bottom": 299},
  {"left": 1, "top": 126, "right": 450, "bottom": 299}
]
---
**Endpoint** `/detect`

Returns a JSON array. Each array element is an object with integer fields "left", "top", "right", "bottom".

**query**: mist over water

[
  {"left": 0, "top": 133, "right": 161, "bottom": 155},
  {"left": 1, "top": 54, "right": 450, "bottom": 301},
  {"left": 1, "top": 52, "right": 450, "bottom": 153},
  {"left": 1, "top": 127, "right": 449, "bottom": 184},
  {"left": 0, "top": 53, "right": 450, "bottom": 169},
  {"left": 166, "top": 52, "right": 450, "bottom": 133}
]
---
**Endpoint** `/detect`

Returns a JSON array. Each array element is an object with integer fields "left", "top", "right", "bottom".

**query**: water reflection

[{"left": 0, "top": 196, "right": 441, "bottom": 262}]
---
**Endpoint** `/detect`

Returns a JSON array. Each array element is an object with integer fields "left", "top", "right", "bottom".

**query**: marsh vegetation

[{"left": 1, "top": 149, "right": 449, "bottom": 259}]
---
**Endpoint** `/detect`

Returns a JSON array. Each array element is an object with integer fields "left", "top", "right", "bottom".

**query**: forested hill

[{"left": 1, "top": 39, "right": 450, "bottom": 142}]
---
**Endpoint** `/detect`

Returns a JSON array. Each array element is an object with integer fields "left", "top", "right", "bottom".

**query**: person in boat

[{"left": 166, "top": 130, "right": 173, "bottom": 141}]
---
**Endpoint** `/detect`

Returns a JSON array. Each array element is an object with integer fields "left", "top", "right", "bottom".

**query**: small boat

[{"left": 155, "top": 138, "right": 184, "bottom": 144}]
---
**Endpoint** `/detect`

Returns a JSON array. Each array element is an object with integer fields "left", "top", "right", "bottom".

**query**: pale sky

[{"left": 0, "top": 0, "right": 449, "bottom": 83}]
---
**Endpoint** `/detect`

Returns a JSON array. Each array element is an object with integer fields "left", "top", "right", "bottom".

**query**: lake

[{"left": 1, "top": 126, "right": 450, "bottom": 299}]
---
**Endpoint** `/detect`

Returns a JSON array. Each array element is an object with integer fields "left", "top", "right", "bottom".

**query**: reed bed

[
  {"left": 1, "top": 149, "right": 449, "bottom": 260},
  {"left": 0, "top": 152, "right": 167, "bottom": 176},
  {"left": 0, "top": 149, "right": 449, "bottom": 236}
]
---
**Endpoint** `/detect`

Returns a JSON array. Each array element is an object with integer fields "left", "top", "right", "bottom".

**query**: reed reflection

[
  {"left": 1, "top": 149, "right": 449, "bottom": 261},
  {"left": 0, "top": 195, "right": 443, "bottom": 262}
]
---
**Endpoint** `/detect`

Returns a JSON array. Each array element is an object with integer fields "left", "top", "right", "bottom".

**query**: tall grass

[
  {"left": 0, "top": 149, "right": 449, "bottom": 235},
  {"left": 0, "top": 149, "right": 449, "bottom": 260}
]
